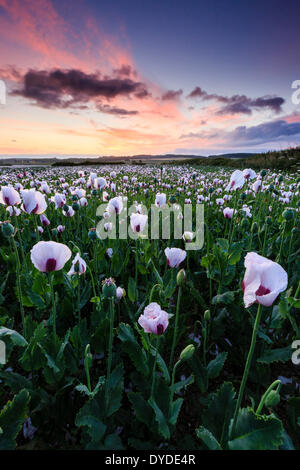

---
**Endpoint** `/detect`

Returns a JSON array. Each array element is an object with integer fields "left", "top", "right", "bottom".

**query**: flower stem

[
  {"left": 231, "top": 303, "right": 263, "bottom": 437},
  {"left": 105, "top": 297, "right": 115, "bottom": 411},
  {"left": 11, "top": 237, "right": 26, "bottom": 338},
  {"left": 169, "top": 285, "right": 182, "bottom": 370},
  {"left": 150, "top": 335, "right": 160, "bottom": 399},
  {"left": 169, "top": 360, "right": 181, "bottom": 416},
  {"left": 49, "top": 272, "right": 57, "bottom": 349}
]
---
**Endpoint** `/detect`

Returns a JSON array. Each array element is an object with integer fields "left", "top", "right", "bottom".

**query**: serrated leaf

[
  {"left": 196, "top": 426, "right": 222, "bottom": 450},
  {"left": 0, "top": 389, "right": 30, "bottom": 450},
  {"left": 207, "top": 352, "right": 227, "bottom": 379},
  {"left": 128, "top": 392, "right": 153, "bottom": 427},
  {"left": 228, "top": 408, "right": 283, "bottom": 450},
  {"left": 148, "top": 396, "right": 170, "bottom": 440},
  {"left": 212, "top": 291, "right": 235, "bottom": 305},
  {"left": 257, "top": 346, "right": 292, "bottom": 364},
  {"left": 118, "top": 323, "right": 149, "bottom": 376},
  {"left": 0, "top": 327, "right": 27, "bottom": 347},
  {"left": 169, "top": 398, "right": 183, "bottom": 426}
]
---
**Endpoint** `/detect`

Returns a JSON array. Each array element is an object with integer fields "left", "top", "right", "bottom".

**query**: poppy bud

[
  {"left": 266, "top": 216, "right": 272, "bottom": 225},
  {"left": 180, "top": 344, "right": 195, "bottom": 362},
  {"left": 265, "top": 390, "right": 280, "bottom": 408},
  {"left": 102, "top": 277, "right": 117, "bottom": 299},
  {"left": 282, "top": 209, "right": 294, "bottom": 220},
  {"left": 169, "top": 195, "right": 177, "bottom": 204},
  {"left": 204, "top": 310, "right": 210, "bottom": 322},
  {"left": 176, "top": 268, "right": 186, "bottom": 286},
  {"left": 260, "top": 170, "right": 267, "bottom": 177},
  {"left": 72, "top": 202, "right": 80, "bottom": 211},
  {"left": 88, "top": 229, "right": 98, "bottom": 240},
  {"left": 1, "top": 222, "right": 14, "bottom": 238}
]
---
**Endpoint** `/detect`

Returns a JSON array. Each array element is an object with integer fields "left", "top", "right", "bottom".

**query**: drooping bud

[
  {"left": 180, "top": 344, "right": 195, "bottom": 362},
  {"left": 1, "top": 222, "right": 15, "bottom": 238},
  {"left": 265, "top": 390, "right": 280, "bottom": 408}
]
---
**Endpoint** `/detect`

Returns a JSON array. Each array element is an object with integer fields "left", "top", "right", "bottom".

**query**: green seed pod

[
  {"left": 51, "top": 228, "right": 58, "bottom": 236},
  {"left": 92, "top": 189, "right": 98, "bottom": 196},
  {"left": 265, "top": 390, "right": 280, "bottom": 408},
  {"left": 204, "top": 310, "right": 210, "bottom": 322},
  {"left": 241, "top": 192, "right": 247, "bottom": 200},
  {"left": 278, "top": 175, "right": 284, "bottom": 182},
  {"left": 169, "top": 195, "right": 177, "bottom": 204},
  {"left": 260, "top": 170, "right": 267, "bottom": 177},
  {"left": 62, "top": 204, "right": 69, "bottom": 212},
  {"left": 282, "top": 208, "right": 295, "bottom": 220},
  {"left": 88, "top": 229, "right": 98, "bottom": 240},
  {"left": 1, "top": 222, "right": 14, "bottom": 238},
  {"left": 102, "top": 277, "right": 117, "bottom": 299},
  {"left": 176, "top": 268, "right": 186, "bottom": 286},
  {"left": 209, "top": 187, "right": 214, "bottom": 194},
  {"left": 266, "top": 216, "right": 272, "bottom": 225},
  {"left": 72, "top": 195, "right": 79, "bottom": 201},
  {"left": 180, "top": 344, "right": 195, "bottom": 362},
  {"left": 72, "top": 202, "right": 80, "bottom": 211}
]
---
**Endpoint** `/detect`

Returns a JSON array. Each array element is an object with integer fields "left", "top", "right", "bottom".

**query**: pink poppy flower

[
  {"left": 138, "top": 302, "right": 169, "bottom": 335},
  {"left": 226, "top": 170, "right": 245, "bottom": 191},
  {"left": 0, "top": 186, "right": 21, "bottom": 206},
  {"left": 165, "top": 247, "right": 186, "bottom": 268},
  {"left": 67, "top": 253, "right": 86, "bottom": 275},
  {"left": 242, "top": 252, "right": 288, "bottom": 308},
  {"left": 130, "top": 213, "right": 148, "bottom": 233},
  {"left": 21, "top": 189, "right": 47, "bottom": 214},
  {"left": 31, "top": 241, "right": 71, "bottom": 273}
]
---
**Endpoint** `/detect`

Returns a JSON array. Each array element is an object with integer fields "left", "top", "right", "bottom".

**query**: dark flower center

[
  {"left": 255, "top": 285, "right": 271, "bottom": 296},
  {"left": 136, "top": 224, "right": 140, "bottom": 232},
  {"left": 156, "top": 324, "right": 164, "bottom": 335},
  {"left": 45, "top": 258, "right": 57, "bottom": 272},
  {"left": 4, "top": 196, "right": 10, "bottom": 205}
]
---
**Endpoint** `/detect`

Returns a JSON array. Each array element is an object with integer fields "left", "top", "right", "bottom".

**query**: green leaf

[
  {"left": 106, "top": 363, "right": 124, "bottom": 417},
  {"left": 228, "top": 241, "right": 243, "bottom": 265},
  {"left": 202, "top": 382, "right": 236, "bottom": 447},
  {"left": 207, "top": 352, "right": 228, "bottom": 379},
  {"left": 228, "top": 408, "right": 283, "bottom": 450},
  {"left": 148, "top": 396, "right": 170, "bottom": 440},
  {"left": 0, "top": 389, "right": 30, "bottom": 450},
  {"left": 128, "top": 277, "right": 137, "bottom": 302},
  {"left": 188, "top": 352, "right": 208, "bottom": 393},
  {"left": 118, "top": 323, "right": 149, "bottom": 376},
  {"left": 212, "top": 291, "right": 235, "bottom": 305},
  {"left": 169, "top": 398, "right": 183, "bottom": 426},
  {"left": 128, "top": 392, "right": 153, "bottom": 427},
  {"left": 173, "top": 375, "right": 194, "bottom": 394},
  {"left": 0, "top": 327, "right": 27, "bottom": 347},
  {"left": 196, "top": 426, "right": 222, "bottom": 450},
  {"left": 75, "top": 399, "right": 106, "bottom": 443},
  {"left": 257, "top": 346, "right": 292, "bottom": 364},
  {"left": 149, "top": 345, "right": 170, "bottom": 383}
]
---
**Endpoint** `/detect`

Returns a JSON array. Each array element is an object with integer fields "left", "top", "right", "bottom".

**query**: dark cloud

[
  {"left": 97, "top": 103, "right": 138, "bottom": 116},
  {"left": 187, "top": 86, "right": 285, "bottom": 115},
  {"left": 179, "top": 119, "right": 300, "bottom": 146},
  {"left": 12, "top": 68, "right": 149, "bottom": 109},
  {"left": 161, "top": 89, "right": 183, "bottom": 101},
  {"left": 230, "top": 119, "right": 300, "bottom": 144},
  {"left": 113, "top": 64, "right": 137, "bottom": 77}
]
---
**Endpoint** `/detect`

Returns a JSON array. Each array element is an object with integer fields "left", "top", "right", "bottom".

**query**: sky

[{"left": 0, "top": 0, "right": 300, "bottom": 157}]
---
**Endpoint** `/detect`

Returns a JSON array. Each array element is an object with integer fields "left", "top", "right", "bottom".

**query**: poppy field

[{"left": 0, "top": 164, "right": 299, "bottom": 451}]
